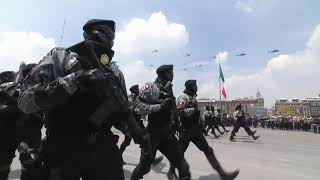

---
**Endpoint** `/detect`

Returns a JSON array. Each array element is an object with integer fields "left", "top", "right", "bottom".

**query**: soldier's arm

[
  {"left": 176, "top": 94, "right": 195, "bottom": 117},
  {"left": 202, "top": 111, "right": 208, "bottom": 120},
  {"left": 134, "top": 99, "right": 162, "bottom": 116},
  {"left": 134, "top": 83, "right": 162, "bottom": 116},
  {"left": 18, "top": 48, "right": 79, "bottom": 114},
  {"left": 108, "top": 63, "right": 145, "bottom": 138}
]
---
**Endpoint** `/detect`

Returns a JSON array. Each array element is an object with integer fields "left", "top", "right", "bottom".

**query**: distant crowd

[{"left": 220, "top": 114, "right": 320, "bottom": 133}]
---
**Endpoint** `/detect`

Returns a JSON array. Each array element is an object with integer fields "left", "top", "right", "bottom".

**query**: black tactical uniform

[
  {"left": 215, "top": 109, "right": 229, "bottom": 134},
  {"left": 0, "top": 71, "right": 17, "bottom": 180},
  {"left": 18, "top": 19, "right": 145, "bottom": 180},
  {"left": 167, "top": 80, "right": 239, "bottom": 180},
  {"left": 205, "top": 106, "right": 224, "bottom": 137},
  {"left": 0, "top": 65, "right": 44, "bottom": 180},
  {"left": 230, "top": 104, "right": 260, "bottom": 142},
  {"left": 119, "top": 85, "right": 144, "bottom": 158},
  {"left": 131, "top": 65, "right": 191, "bottom": 180}
]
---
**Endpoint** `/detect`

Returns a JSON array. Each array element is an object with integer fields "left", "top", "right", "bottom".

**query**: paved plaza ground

[{"left": 8, "top": 128, "right": 320, "bottom": 180}]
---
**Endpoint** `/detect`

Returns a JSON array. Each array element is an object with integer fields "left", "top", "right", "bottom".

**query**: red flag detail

[{"left": 222, "top": 86, "right": 227, "bottom": 99}]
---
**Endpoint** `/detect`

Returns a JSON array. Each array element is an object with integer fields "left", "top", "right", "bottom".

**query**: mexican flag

[{"left": 219, "top": 62, "right": 227, "bottom": 99}]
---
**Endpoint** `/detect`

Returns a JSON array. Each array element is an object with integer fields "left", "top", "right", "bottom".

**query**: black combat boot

[
  {"left": 229, "top": 135, "right": 236, "bottom": 142},
  {"left": 205, "top": 153, "right": 239, "bottom": 180},
  {"left": 252, "top": 135, "right": 260, "bottom": 140},
  {"left": 229, "top": 131, "right": 236, "bottom": 142},
  {"left": 216, "top": 127, "right": 225, "bottom": 135},
  {"left": 152, "top": 156, "right": 164, "bottom": 166},
  {"left": 211, "top": 130, "right": 220, "bottom": 138},
  {"left": 251, "top": 130, "right": 257, "bottom": 136}
]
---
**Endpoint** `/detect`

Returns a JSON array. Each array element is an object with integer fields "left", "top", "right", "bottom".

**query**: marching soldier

[
  {"left": 167, "top": 80, "right": 239, "bottom": 180},
  {"left": 130, "top": 65, "right": 191, "bottom": 180},
  {"left": 230, "top": 104, "right": 260, "bottom": 142}
]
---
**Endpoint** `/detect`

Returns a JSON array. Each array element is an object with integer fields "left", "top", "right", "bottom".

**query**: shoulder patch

[
  {"left": 177, "top": 99, "right": 186, "bottom": 109},
  {"left": 139, "top": 84, "right": 150, "bottom": 97},
  {"left": 64, "top": 52, "right": 79, "bottom": 71}
]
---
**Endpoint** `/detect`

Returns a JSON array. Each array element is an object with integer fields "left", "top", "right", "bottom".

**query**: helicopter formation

[{"left": 148, "top": 49, "right": 280, "bottom": 71}]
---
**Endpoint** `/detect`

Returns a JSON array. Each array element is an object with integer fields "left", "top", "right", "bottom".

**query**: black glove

[
  {"left": 76, "top": 69, "right": 106, "bottom": 88},
  {"left": 160, "top": 98, "right": 173, "bottom": 110}
]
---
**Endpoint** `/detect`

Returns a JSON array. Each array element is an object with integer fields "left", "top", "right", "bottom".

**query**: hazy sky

[{"left": 1, "top": 0, "right": 320, "bottom": 107}]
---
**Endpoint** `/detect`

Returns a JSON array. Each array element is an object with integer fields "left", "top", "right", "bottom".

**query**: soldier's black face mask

[
  {"left": 83, "top": 25, "right": 115, "bottom": 49},
  {"left": 192, "top": 84, "right": 198, "bottom": 93},
  {"left": 163, "top": 70, "right": 174, "bottom": 82},
  {"left": 186, "top": 84, "right": 197, "bottom": 95}
]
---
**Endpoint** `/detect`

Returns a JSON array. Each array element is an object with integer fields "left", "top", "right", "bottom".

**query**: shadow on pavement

[
  {"left": 198, "top": 173, "right": 220, "bottom": 180},
  {"left": 8, "top": 169, "right": 21, "bottom": 179},
  {"left": 124, "top": 162, "right": 167, "bottom": 179}
]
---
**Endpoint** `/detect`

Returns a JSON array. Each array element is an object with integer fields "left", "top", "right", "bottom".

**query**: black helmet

[
  {"left": 185, "top": 80, "right": 196, "bottom": 89},
  {"left": 156, "top": 64, "right": 173, "bottom": 75},
  {"left": 0, "top": 71, "right": 15, "bottom": 84},
  {"left": 129, "top": 84, "right": 139, "bottom": 94},
  {"left": 83, "top": 19, "right": 116, "bottom": 33}
]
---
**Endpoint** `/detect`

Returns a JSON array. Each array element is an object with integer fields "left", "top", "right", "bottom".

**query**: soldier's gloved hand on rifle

[
  {"left": 160, "top": 98, "right": 173, "bottom": 110},
  {"left": 76, "top": 68, "right": 106, "bottom": 89},
  {"left": 18, "top": 142, "right": 44, "bottom": 168}
]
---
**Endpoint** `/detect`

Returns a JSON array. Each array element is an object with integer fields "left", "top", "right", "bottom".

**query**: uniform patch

[
  {"left": 64, "top": 53, "right": 79, "bottom": 71},
  {"left": 139, "top": 84, "right": 150, "bottom": 97},
  {"left": 100, "top": 54, "right": 110, "bottom": 65},
  {"left": 177, "top": 100, "right": 186, "bottom": 110}
]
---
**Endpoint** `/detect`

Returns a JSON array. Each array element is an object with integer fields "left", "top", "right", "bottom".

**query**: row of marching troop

[{"left": 0, "top": 18, "right": 264, "bottom": 180}]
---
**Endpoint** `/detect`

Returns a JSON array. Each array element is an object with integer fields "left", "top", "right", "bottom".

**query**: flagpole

[{"left": 218, "top": 58, "right": 222, "bottom": 123}]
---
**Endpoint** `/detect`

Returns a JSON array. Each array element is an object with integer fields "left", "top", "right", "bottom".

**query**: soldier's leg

[
  {"left": 119, "top": 134, "right": 132, "bottom": 155},
  {"left": 230, "top": 122, "right": 241, "bottom": 141},
  {"left": 20, "top": 121, "right": 43, "bottom": 180},
  {"left": 0, "top": 169, "right": 9, "bottom": 180},
  {"left": 0, "top": 146, "right": 14, "bottom": 180},
  {"left": 131, "top": 144, "right": 157, "bottom": 180},
  {"left": 159, "top": 137, "right": 191, "bottom": 180},
  {"left": 218, "top": 121, "right": 229, "bottom": 133},
  {"left": 0, "top": 128, "right": 21, "bottom": 180},
  {"left": 205, "top": 123, "right": 211, "bottom": 133},
  {"left": 214, "top": 123, "right": 224, "bottom": 135},
  {"left": 0, "top": 161, "right": 11, "bottom": 180},
  {"left": 167, "top": 131, "right": 192, "bottom": 180},
  {"left": 242, "top": 123, "right": 259, "bottom": 140},
  {"left": 209, "top": 125, "right": 220, "bottom": 138},
  {"left": 48, "top": 168, "right": 80, "bottom": 180},
  {"left": 85, "top": 143, "right": 125, "bottom": 180},
  {"left": 191, "top": 131, "right": 239, "bottom": 180},
  {"left": 199, "top": 121, "right": 208, "bottom": 136}
]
